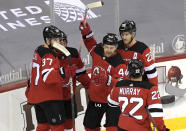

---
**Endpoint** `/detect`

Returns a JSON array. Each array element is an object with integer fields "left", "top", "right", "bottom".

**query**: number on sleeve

[
  {"left": 151, "top": 91, "right": 160, "bottom": 100},
  {"left": 32, "top": 62, "right": 40, "bottom": 85},
  {"left": 145, "top": 52, "right": 153, "bottom": 62},
  {"left": 118, "top": 68, "right": 125, "bottom": 76}
]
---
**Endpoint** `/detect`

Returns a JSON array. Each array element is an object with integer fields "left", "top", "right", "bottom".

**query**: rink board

[{"left": 0, "top": 58, "right": 186, "bottom": 131}]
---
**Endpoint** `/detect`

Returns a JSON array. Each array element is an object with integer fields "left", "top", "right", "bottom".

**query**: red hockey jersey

[
  {"left": 58, "top": 47, "right": 90, "bottom": 100},
  {"left": 108, "top": 80, "right": 167, "bottom": 131},
  {"left": 27, "top": 45, "right": 65, "bottom": 104},
  {"left": 83, "top": 36, "right": 128, "bottom": 103},
  {"left": 117, "top": 40, "right": 158, "bottom": 85}
]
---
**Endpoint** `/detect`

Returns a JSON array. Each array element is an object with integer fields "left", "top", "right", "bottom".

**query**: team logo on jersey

[
  {"left": 172, "top": 34, "right": 185, "bottom": 53},
  {"left": 92, "top": 66, "right": 106, "bottom": 75},
  {"left": 45, "top": 0, "right": 99, "bottom": 23}
]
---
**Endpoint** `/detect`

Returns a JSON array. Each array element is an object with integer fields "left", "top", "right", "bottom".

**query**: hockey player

[
  {"left": 79, "top": 22, "right": 128, "bottom": 131},
  {"left": 26, "top": 25, "right": 77, "bottom": 131},
  {"left": 118, "top": 20, "right": 158, "bottom": 86},
  {"left": 57, "top": 30, "right": 91, "bottom": 131},
  {"left": 108, "top": 59, "right": 169, "bottom": 131}
]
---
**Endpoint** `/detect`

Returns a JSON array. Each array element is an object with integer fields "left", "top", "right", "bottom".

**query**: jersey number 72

[{"left": 119, "top": 97, "right": 144, "bottom": 120}]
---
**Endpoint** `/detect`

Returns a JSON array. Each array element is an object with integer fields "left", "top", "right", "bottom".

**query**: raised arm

[{"left": 79, "top": 21, "right": 97, "bottom": 52}]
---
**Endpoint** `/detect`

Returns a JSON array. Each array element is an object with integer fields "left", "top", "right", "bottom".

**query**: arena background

[{"left": 0, "top": 0, "right": 186, "bottom": 130}]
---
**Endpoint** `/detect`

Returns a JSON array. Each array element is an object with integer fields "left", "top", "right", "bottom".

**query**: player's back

[{"left": 115, "top": 80, "right": 156, "bottom": 131}]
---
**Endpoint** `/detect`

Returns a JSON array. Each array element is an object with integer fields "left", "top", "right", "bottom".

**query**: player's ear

[
  {"left": 132, "top": 32, "right": 136, "bottom": 37},
  {"left": 46, "top": 38, "right": 50, "bottom": 45}
]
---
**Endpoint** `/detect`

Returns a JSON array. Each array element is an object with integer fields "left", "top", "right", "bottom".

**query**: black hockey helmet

[
  {"left": 60, "top": 30, "right": 67, "bottom": 43},
  {"left": 102, "top": 33, "right": 118, "bottom": 46},
  {"left": 127, "top": 59, "right": 144, "bottom": 78},
  {"left": 43, "top": 25, "right": 61, "bottom": 42},
  {"left": 119, "top": 20, "right": 136, "bottom": 34}
]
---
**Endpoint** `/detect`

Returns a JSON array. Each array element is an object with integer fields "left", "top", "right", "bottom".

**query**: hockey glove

[
  {"left": 59, "top": 66, "right": 77, "bottom": 78},
  {"left": 91, "top": 67, "right": 112, "bottom": 86},
  {"left": 79, "top": 21, "right": 92, "bottom": 38},
  {"left": 65, "top": 65, "right": 77, "bottom": 78}
]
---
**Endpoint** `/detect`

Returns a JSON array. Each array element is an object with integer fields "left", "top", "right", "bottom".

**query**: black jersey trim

[
  {"left": 116, "top": 80, "right": 154, "bottom": 90},
  {"left": 76, "top": 70, "right": 86, "bottom": 77},
  {"left": 94, "top": 45, "right": 125, "bottom": 67},
  {"left": 118, "top": 40, "right": 149, "bottom": 54},
  {"left": 37, "top": 45, "right": 56, "bottom": 58},
  {"left": 149, "top": 108, "right": 163, "bottom": 113},
  {"left": 144, "top": 68, "right": 157, "bottom": 74},
  {"left": 66, "top": 47, "right": 79, "bottom": 58}
]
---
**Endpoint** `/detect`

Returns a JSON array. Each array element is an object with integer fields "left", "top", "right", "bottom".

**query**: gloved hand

[
  {"left": 79, "top": 21, "right": 92, "bottom": 36},
  {"left": 65, "top": 65, "right": 77, "bottom": 78},
  {"left": 91, "top": 66, "right": 112, "bottom": 86}
]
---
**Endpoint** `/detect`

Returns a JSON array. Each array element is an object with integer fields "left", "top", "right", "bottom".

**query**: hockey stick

[
  {"left": 83, "top": 1, "right": 104, "bottom": 26},
  {"left": 78, "top": 39, "right": 84, "bottom": 54},
  {"left": 146, "top": 108, "right": 156, "bottom": 131},
  {"left": 52, "top": 42, "right": 76, "bottom": 130},
  {"left": 79, "top": 1, "right": 104, "bottom": 53}
]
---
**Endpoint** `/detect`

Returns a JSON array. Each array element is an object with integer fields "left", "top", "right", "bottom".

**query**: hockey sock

[
  {"left": 36, "top": 123, "right": 50, "bottom": 131},
  {"left": 106, "top": 126, "right": 118, "bottom": 131}
]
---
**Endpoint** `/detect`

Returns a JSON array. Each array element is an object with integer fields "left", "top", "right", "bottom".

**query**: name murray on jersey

[{"left": 119, "top": 87, "right": 141, "bottom": 96}]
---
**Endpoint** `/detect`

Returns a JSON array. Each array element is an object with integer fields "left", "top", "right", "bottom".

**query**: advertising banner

[{"left": 0, "top": 0, "right": 185, "bottom": 76}]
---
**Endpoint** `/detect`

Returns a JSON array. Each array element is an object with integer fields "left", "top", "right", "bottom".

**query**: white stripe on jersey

[
  {"left": 89, "top": 45, "right": 96, "bottom": 55},
  {"left": 133, "top": 115, "right": 143, "bottom": 120},
  {"left": 148, "top": 104, "right": 162, "bottom": 109},
  {"left": 76, "top": 66, "right": 86, "bottom": 74},
  {"left": 107, "top": 95, "right": 120, "bottom": 106},
  {"left": 144, "top": 63, "right": 156, "bottom": 71},
  {"left": 86, "top": 31, "right": 94, "bottom": 39},
  {"left": 42, "top": 68, "right": 54, "bottom": 82},
  {"left": 121, "top": 113, "right": 143, "bottom": 120},
  {"left": 108, "top": 102, "right": 119, "bottom": 107},
  {"left": 147, "top": 71, "right": 158, "bottom": 78},
  {"left": 150, "top": 112, "right": 163, "bottom": 117},
  {"left": 106, "top": 75, "right": 112, "bottom": 86}
]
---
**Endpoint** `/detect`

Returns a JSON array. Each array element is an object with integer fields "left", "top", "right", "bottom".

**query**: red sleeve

[
  {"left": 108, "top": 87, "right": 120, "bottom": 106},
  {"left": 75, "top": 52, "right": 90, "bottom": 89},
  {"left": 40, "top": 54, "right": 63, "bottom": 85},
  {"left": 75, "top": 52, "right": 85, "bottom": 69},
  {"left": 141, "top": 48, "right": 158, "bottom": 85},
  {"left": 83, "top": 36, "right": 97, "bottom": 53},
  {"left": 76, "top": 74, "right": 90, "bottom": 89},
  {"left": 147, "top": 86, "right": 167, "bottom": 131}
]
